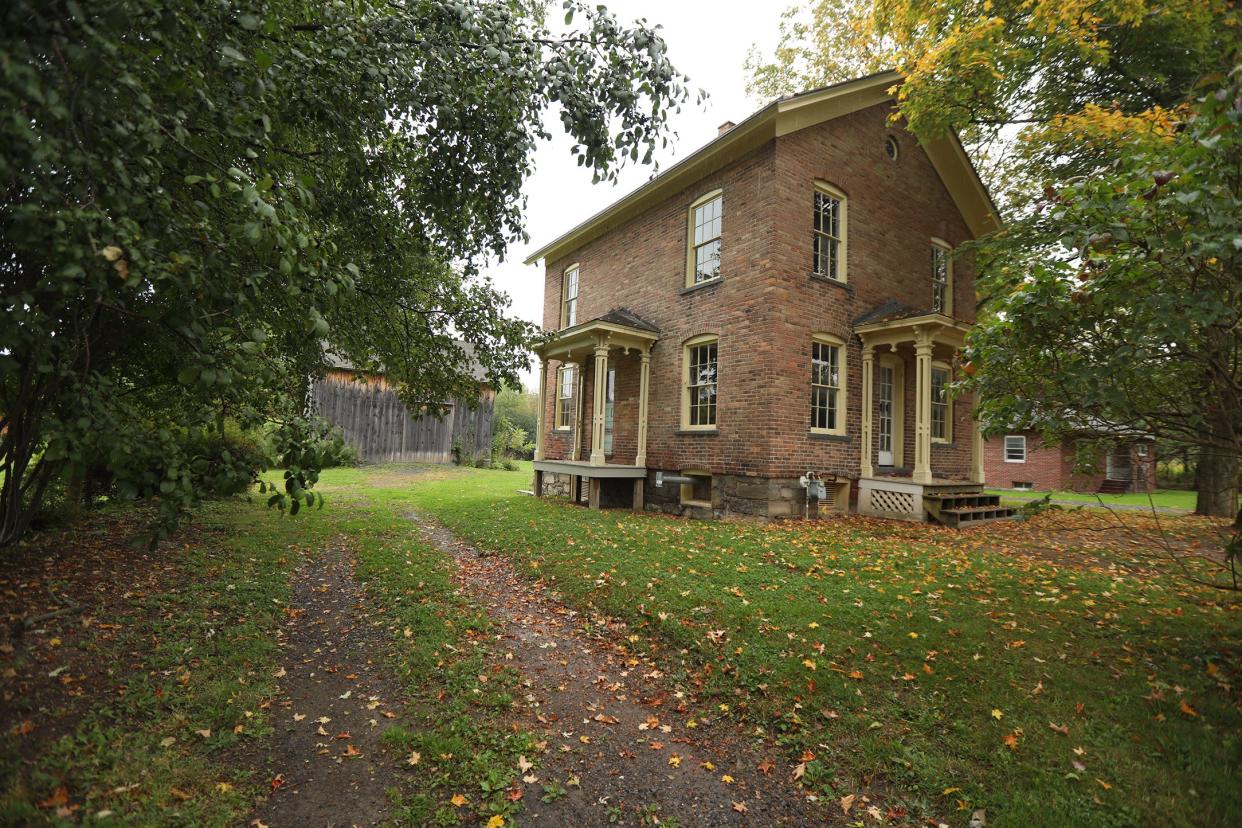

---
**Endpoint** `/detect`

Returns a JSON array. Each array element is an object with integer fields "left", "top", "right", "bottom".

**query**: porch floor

[{"left": 533, "top": 459, "right": 647, "bottom": 479}]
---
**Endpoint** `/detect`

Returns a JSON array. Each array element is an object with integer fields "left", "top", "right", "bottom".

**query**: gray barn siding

[{"left": 312, "top": 372, "right": 494, "bottom": 464}]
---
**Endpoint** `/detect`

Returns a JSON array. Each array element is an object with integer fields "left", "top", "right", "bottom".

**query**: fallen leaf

[
  {"left": 1095, "top": 778, "right": 1112, "bottom": 790},
  {"left": 38, "top": 787, "right": 68, "bottom": 809},
  {"left": 1048, "top": 721, "right": 1070, "bottom": 736},
  {"left": 991, "top": 709, "right": 1003, "bottom": 721},
  {"left": 840, "top": 793, "right": 856, "bottom": 814},
  {"left": 720, "top": 774, "right": 734, "bottom": 784},
  {"left": 668, "top": 755, "right": 682, "bottom": 767},
  {"left": 215, "top": 782, "right": 233, "bottom": 793},
  {"left": 196, "top": 729, "right": 211, "bottom": 739},
  {"left": 450, "top": 793, "right": 468, "bottom": 807},
  {"left": 408, "top": 751, "right": 421, "bottom": 766},
  {"left": 732, "top": 801, "right": 748, "bottom": 813},
  {"left": 486, "top": 817, "right": 506, "bottom": 828},
  {"left": 757, "top": 758, "right": 775, "bottom": 775},
  {"left": 1179, "top": 700, "right": 1198, "bottom": 717}
]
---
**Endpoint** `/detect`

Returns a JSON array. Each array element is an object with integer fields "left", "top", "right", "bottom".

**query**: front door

[
  {"left": 603, "top": 366, "right": 616, "bottom": 455},
  {"left": 877, "top": 365, "right": 894, "bottom": 466}
]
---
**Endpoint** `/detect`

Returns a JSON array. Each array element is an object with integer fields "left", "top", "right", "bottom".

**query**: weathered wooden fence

[{"left": 311, "top": 370, "right": 494, "bottom": 464}]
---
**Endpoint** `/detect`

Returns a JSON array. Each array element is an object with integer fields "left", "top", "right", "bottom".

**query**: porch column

[
  {"left": 860, "top": 344, "right": 875, "bottom": 478},
  {"left": 570, "top": 357, "right": 585, "bottom": 461},
  {"left": 589, "top": 340, "right": 609, "bottom": 466},
  {"left": 534, "top": 357, "right": 548, "bottom": 461},
  {"left": 636, "top": 347, "right": 651, "bottom": 467},
  {"left": 913, "top": 334, "right": 934, "bottom": 484},
  {"left": 970, "top": 395, "right": 986, "bottom": 484}
]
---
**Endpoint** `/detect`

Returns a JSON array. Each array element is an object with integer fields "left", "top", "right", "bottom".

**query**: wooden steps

[
  {"left": 1098, "top": 478, "right": 1129, "bottom": 494},
  {"left": 922, "top": 489, "right": 1016, "bottom": 528}
]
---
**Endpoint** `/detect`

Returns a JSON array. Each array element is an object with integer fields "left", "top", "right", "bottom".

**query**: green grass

[
  {"left": 1, "top": 499, "right": 322, "bottom": 825},
  {"left": 987, "top": 488, "right": 1204, "bottom": 511},
  {"left": 339, "top": 463, "right": 1242, "bottom": 828},
  {"left": 2, "top": 469, "right": 537, "bottom": 826}
]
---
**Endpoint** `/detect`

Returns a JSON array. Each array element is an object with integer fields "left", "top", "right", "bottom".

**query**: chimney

[{"left": 717, "top": 120, "right": 736, "bottom": 136}]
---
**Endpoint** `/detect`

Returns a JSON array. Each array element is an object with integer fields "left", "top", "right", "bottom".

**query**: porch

[
  {"left": 532, "top": 310, "right": 658, "bottom": 511},
  {"left": 853, "top": 310, "right": 996, "bottom": 523}
]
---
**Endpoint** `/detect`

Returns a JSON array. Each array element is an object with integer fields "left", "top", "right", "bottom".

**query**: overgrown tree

[
  {"left": 0, "top": 0, "right": 692, "bottom": 544},
  {"left": 964, "top": 69, "right": 1242, "bottom": 523}
]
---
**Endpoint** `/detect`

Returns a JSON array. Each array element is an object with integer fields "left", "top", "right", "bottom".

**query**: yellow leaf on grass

[
  {"left": 840, "top": 793, "right": 856, "bottom": 814},
  {"left": 991, "top": 709, "right": 1004, "bottom": 720},
  {"left": 802, "top": 659, "right": 817, "bottom": 670},
  {"left": 668, "top": 755, "right": 682, "bottom": 767},
  {"left": 720, "top": 774, "right": 734, "bottom": 784},
  {"left": 450, "top": 794, "right": 468, "bottom": 807},
  {"left": 1179, "top": 699, "right": 1198, "bottom": 717},
  {"left": 486, "top": 817, "right": 506, "bottom": 828}
]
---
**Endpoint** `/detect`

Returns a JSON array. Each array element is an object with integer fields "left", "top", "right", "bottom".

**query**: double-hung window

[
  {"left": 812, "top": 183, "right": 846, "bottom": 282},
  {"left": 683, "top": 337, "right": 718, "bottom": 429},
  {"left": 555, "top": 365, "right": 575, "bottom": 429},
  {"left": 930, "top": 364, "right": 951, "bottom": 442},
  {"left": 560, "top": 265, "right": 579, "bottom": 329},
  {"left": 687, "top": 191, "right": 723, "bottom": 286},
  {"left": 810, "top": 335, "right": 846, "bottom": 435},
  {"left": 931, "top": 240, "right": 952, "bottom": 314},
  {"left": 1004, "top": 434, "right": 1027, "bottom": 463}
]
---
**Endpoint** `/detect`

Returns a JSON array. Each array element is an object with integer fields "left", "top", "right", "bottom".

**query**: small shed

[{"left": 311, "top": 350, "right": 494, "bottom": 464}]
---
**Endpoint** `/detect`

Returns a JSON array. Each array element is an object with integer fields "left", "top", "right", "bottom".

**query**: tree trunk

[{"left": 1194, "top": 446, "right": 1239, "bottom": 519}]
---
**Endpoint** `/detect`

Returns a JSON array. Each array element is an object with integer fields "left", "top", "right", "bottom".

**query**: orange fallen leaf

[
  {"left": 1179, "top": 700, "right": 1198, "bottom": 717},
  {"left": 450, "top": 793, "right": 468, "bottom": 807},
  {"left": 38, "top": 787, "right": 68, "bottom": 809}
]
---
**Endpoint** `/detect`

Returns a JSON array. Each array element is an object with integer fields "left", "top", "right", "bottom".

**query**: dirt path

[
  {"left": 412, "top": 513, "right": 827, "bottom": 827},
  {"left": 250, "top": 543, "right": 406, "bottom": 828}
]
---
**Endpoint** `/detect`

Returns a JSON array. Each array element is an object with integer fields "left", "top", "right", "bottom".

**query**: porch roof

[
  {"left": 854, "top": 308, "right": 971, "bottom": 349},
  {"left": 534, "top": 308, "right": 660, "bottom": 361}
]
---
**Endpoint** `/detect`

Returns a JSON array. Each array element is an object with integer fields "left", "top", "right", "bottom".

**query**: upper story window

[
  {"left": 931, "top": 363, "right": 951, "bottom": 442},
  {"left": 931, "top": 239, "right": 953, "bottom": 315},
  {"left": 812, "top": 182, "right": 847, "bottom": 282},
  {"left": 1004, "top": 434, "right": 1027, "bottom": 463},
  {"left": 810, "top": 334, "right": 846, "bottom": 435},
  {"left": 560, "top": 264, "right": 579, "bottom": 329},
  {"left": 686, "top": 190, "right": 723, "bottom": 287},
  {"left": 555, "top": 365, "right": 575, "bottom": 429},
  {"left": 682, "top": 335, "right": 718, "bottom": 429}
]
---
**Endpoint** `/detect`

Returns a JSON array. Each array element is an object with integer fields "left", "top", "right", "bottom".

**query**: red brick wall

[
  {"left": 539, "top": 102, "right": 979, "bottom": 482},
  {"left": 983, "top": 431, "right": 1066, "bottom": 490}
]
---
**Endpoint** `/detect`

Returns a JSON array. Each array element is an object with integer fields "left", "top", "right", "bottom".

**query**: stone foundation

[{"left": 646, "top": 472, "right": 852, "bottom": 519}]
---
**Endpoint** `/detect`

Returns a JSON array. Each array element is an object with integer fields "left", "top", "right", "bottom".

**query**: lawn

[
  {"left": 987, "top": 487, "right": 1204, "bottom": 511},
  {"left": 1, "top": 468, "right": 534, "bottom": 826},
  {"left": 359, "top": 463, "right": 1242, "bottom": 828}
]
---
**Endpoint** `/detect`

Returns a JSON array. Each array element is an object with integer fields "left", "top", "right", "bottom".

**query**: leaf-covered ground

[
  {"left": 3, "top": 464, "right": 1237, "bottom": 826},
  {"left": 385, "top": 464, "right": 1241, "bottom": 828}
]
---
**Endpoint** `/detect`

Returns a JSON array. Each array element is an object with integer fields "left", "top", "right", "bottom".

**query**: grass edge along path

[
  {"left": 0, "top": 499, "right": 316, "bottom": 825},
  {"left": 390, "top": 464, "right": 1241, "bottom": 828}
]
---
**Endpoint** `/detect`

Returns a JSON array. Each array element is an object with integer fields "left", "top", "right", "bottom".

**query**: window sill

[
  {"left": 809, "top": 272, "right": 851, "bottom": 290},
  {"left": 808, "top": 431, "right": 849, "bottom": 442},
  {"left": 932, "top": 440, "right": 955, "bottom": 447},
  {"left": 553, "top": 427, "right": 572, "bottom": 432},
  {"left": 1003, "top": 459, "right": 1026, "bottom": 464},
  {"left": 676, "top": 428, "right": 719, "bottom": 436},
  {"left": 680, "top": 277, "right": 722, "bottom": 296}
]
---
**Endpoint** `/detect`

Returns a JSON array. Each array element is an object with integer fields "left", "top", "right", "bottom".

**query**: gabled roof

[{"left": 525, "top": 70, "right": 1002, "bottom": 267}]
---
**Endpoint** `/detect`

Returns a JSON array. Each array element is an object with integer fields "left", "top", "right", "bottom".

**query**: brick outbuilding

[{"left": 983, "top": 431, "right": 1156, "bottom": 493}]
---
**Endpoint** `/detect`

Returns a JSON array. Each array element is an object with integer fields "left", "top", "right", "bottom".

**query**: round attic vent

[{"left": 884, "top": 135, "right": 900, "bottom": 161}]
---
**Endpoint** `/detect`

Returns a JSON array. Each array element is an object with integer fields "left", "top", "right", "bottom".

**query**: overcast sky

[{"left": 486, "top": 1, "right": 789, "bottom": 387}]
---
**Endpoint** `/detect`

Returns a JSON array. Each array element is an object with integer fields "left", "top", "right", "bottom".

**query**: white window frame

[
  {"left": 810, "top": 334, "right": 847, "bottom": 436},
  {"left": 812, "top": 181, "right": 847, "bottom": 283},
  {"left": 554, "top": 365, "right": 575, "bottom": 430},
  {"left": 686, "top": 189, "right": 723, "bottom": 287},
  {"left": 931, "top": 238, "right": 953, "bottom": 316},
  {"left": 560, "top": 264, "right": 579, "bottom": 329},
  {"left": 1004, "top": 434, "right": 1027, "bottom": 463},
  {"left": 930, "top": 362, "right": 952, "bottom": 443},
  {"left": 681, "top": 335, "right": 718, "bottom": 430}
]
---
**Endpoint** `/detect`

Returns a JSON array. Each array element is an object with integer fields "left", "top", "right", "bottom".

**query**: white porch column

[
  {"left": 534, "top": 357, "right": 548, "bottom": 461},
  {"left": 970, "top": 395, "right": 986, "bottom": 484},
  {"left": 913, "top": 334, "right": 934, "bottom": 484},
  {"left": 636, "top": 347, "right": 651, "bottom": 467},
  {"left": 589, "top": 340, "right": 609, "bottom": 466},
  {"left": 860, "top": 344, "right": 875, "bottom": 478},
  {"left": 570, "top": 358, "right": 585, "bottom": 461}
]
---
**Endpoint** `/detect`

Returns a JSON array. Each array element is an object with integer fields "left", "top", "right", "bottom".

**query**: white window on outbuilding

[{"left": 1004, "top": 434, "right": 1027, "bottom": 463}]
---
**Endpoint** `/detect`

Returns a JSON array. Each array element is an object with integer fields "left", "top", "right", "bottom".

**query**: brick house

[
  {"left": 526, "top": 71, "right": 1008, "bottom": 523},
  {"left": 984, "top": 431, "right": 1156, "bottom": 493}
]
